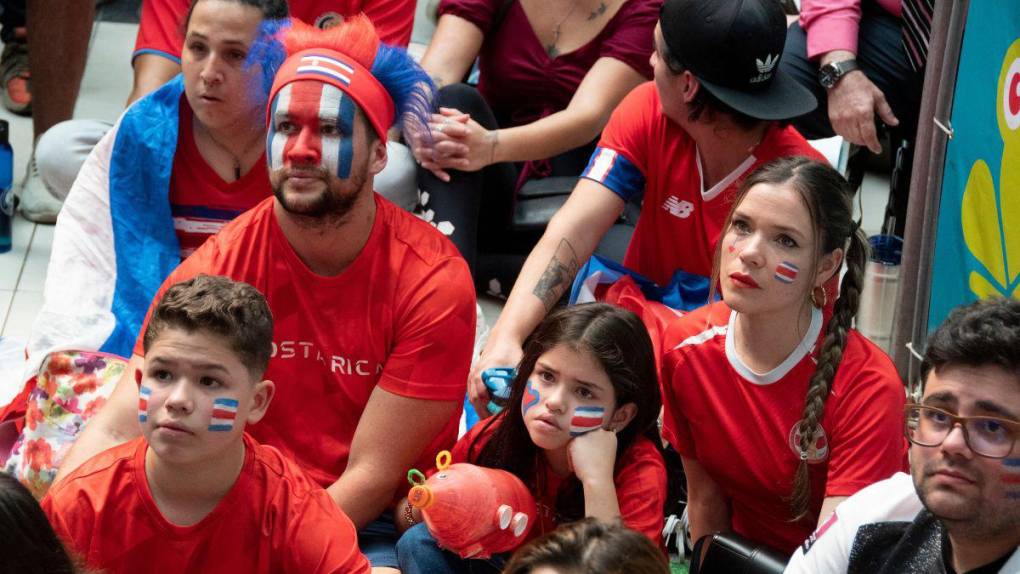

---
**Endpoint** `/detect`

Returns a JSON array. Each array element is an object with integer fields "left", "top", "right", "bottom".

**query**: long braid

[{"left": 789, "top": 225, "right": 869, "bottom": 520}]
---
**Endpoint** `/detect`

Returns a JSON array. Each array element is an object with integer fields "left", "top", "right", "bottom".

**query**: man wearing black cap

[{"left": 469, "top": 0, "right": 823, "bottom": 416}]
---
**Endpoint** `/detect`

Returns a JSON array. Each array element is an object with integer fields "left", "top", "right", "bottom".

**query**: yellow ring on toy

[
  {"left": 407, "top": 469, "right": 426, "bottom": 486},
  {"left": 436, "top": 450, "right": 452, "bottom": 470}
]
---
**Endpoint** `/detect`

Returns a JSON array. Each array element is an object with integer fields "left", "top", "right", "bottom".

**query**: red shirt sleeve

[
  {"left": 596, "top": 0, "right": 660, "bottom": 79},
  {"left": 597, "top": 82, "right": 656, "bottom": 177},
  {"left": 41, "top": 493, "right": 89, "bottom": 560},
  {"left": 134, "top": 0, "right": 189, "bottom": 63},
  {"left": 822, "top": 334, "right": 908, "bottom": 496},
  {"left": 281, "top": 488, "right": 372, "bottom": 573},
  {"left": 659, "top": 347, "right": 696, "bottom": 458},
  {"left": 614, "top": 436, "right": 667, "bottom": 544},
  {"left": 376, "top": 256, "right": 476, "bottom": 401}
]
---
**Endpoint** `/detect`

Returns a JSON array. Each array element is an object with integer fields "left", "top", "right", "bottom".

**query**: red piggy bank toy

[{"left": 407, "top": 451, "right": 537, "bottom": 559}]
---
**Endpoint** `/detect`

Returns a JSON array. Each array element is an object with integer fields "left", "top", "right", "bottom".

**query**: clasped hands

[{"left": 409, "top": 106, "right": 497, "bottom": 181}]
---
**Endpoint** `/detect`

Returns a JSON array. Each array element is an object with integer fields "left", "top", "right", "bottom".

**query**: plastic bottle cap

[{"left": 408, "top": 485, "right": 434, "bottom": 509}]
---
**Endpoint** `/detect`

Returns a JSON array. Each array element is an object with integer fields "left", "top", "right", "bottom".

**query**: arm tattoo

[{"left": 533, "top": 239, "right": 581, "bottom": 312}]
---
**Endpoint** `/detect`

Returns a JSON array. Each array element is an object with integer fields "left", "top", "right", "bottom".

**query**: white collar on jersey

[
  {"left": 695, "top": 148, "right": 758, "bottom": 202},
  {"left": 724, "top": 306, "right": 823, "bottom": 385}
]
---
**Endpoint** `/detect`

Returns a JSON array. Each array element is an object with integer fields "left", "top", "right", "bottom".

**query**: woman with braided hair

[{"left": 659, "top": 156, "right": 907, "bottom": 555}]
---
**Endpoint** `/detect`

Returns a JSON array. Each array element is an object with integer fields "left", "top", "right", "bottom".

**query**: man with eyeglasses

[{"left": 785, "top": 297, "right": 1020, "bottom": 574}]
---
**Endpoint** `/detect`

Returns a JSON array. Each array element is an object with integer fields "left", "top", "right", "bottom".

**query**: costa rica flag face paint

[
  {"left": 209, "top": 398, "right": 239, "bottom": 432},
  {"left": 138, "top": 386, "right": 151, "bottom": 423},
  {"left": 569, "top": 406, "right": 605, "bottom": 436},
  {"left": 774, "top": 261, "right": 799, "bottom": 284},
  {"left": 1004, "top": 458, "right": 1020, "bottom": 499},
  {"left": 268, "top": 80, "right": 358, "bottom": 179}
]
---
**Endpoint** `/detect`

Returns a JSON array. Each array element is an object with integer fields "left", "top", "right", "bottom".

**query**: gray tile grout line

[{"left": 1, "top": 221, "right": 38, "bottom": 335}]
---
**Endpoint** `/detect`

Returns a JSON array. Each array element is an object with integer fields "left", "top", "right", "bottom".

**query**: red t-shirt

[
  {"left": 449, "top": 417, "right": 666, "bottom": 546},
  {"left": 134, "top": 0, "right": 414, "bottom": 64},
  {"left": 582, "top": 82, "right": 826, "bottom": 286},
  {"left": 439, "top": 0, "right": 658, "bottom": 128},
  {"left": 42, "top": 434, "right": 371, "bottom": 573},
  {"left": 169, "top": 99, "right": 271, "bottom": 259},
  {"left": 134, "top": 195, "right": 476, "bottom": 488},
  {"left": 659, "top": 301, "right": 907, "bottom": 554}
]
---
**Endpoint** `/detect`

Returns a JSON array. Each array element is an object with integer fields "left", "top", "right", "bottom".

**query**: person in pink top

[{"left": 780, "top": 0, "right": 927, "bottom": 236}]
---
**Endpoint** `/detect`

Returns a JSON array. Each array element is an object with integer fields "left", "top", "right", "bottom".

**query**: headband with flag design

[{"left": 268, "top": 48, "right": 395, "bottom": 141}]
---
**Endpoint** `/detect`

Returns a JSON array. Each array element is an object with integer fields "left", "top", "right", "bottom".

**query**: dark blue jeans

[{"left": 396, "top": 523, "right": 508, "bottom": 574}]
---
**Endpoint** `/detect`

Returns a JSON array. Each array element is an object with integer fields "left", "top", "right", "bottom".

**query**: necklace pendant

[{"left": 546, "top": 44, "right": 560, "bottom": 57}]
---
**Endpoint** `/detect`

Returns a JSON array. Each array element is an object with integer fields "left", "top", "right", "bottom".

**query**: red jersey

[
  {"left": 449, "top": 417, "right": 666, "bottom": 546},
  {"left": 581, "top": 82, "right": 825, "bottom": 286},
  {"left": 42, "top": 434, "right": 371, "bottom": 574},
  {"left": 134, "top": 0, "right": 415, "bottom": 65},
  {"left": 134, "top": 195, "right": 476, "bottom": 488},
  {"left": 169, "top": 99, "right": 271, "bottom": 259},
  {"left": 660, "top": 301, "right": 907, "bottom": 554}
]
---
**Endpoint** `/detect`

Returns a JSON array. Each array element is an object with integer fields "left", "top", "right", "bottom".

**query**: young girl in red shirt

[{"left": 395, "top": 303, "right": 668, "bottom": 573}]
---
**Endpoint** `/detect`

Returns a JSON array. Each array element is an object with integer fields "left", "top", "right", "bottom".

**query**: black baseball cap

[{"left": 659, "top": 0, "right": 816, "bottom": 121}]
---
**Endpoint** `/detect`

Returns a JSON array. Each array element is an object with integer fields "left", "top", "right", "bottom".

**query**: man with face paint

[
  {"left": 786, "top": 297, "right": 1020, "bottom": 574},
  {"left": 56, "top": 16, "right": 475, "bottom": 571},
  {"left": 42, "top": 275, "right": 371, "bottom": 572}
]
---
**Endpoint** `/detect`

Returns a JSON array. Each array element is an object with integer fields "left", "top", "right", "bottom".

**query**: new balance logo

[
  {"left": 662, "top": 196, "right": 694, "bottom": 219},
  {"left": 756, "top": 53, "right": 778, "bottom": 74}
]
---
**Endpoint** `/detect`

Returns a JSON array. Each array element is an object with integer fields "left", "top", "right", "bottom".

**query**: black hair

[
  {"left": 0, "top": 474, "right": 80, "bottom": 574},
  {"left": 467, "top": 303, "right": 663, "bottom": 525},
  {"left": 712, "top": 156, "right": 869, "bottom": 521},
  {"left": 181, "top": 0, "right": 289, "bottom": 35},
  {"left": 502, "top": 518, "right": 669, "bottom": 574},
  {"left": 921, "top": 297, "right": 1020, "bottom": 383}
]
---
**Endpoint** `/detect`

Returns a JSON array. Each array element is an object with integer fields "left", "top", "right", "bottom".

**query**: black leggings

[{"left": 417, "top": 83, "right": 596, "bottom": 296}]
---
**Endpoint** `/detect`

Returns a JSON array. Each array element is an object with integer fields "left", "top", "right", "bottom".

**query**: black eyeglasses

[{"left": 904, "top": 404, "right": 1020, "bottom": 459}]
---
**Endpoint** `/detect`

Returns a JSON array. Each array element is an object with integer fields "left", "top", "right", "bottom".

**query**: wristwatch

[{"left": 818, "top": 59, "right": 860, "bottom": 89}]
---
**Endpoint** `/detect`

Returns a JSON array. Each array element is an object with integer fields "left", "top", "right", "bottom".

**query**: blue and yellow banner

[{"left": 929, "top": 3, "right": 1020, "bottom": 328}]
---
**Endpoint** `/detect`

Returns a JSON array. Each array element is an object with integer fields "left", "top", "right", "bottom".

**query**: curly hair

[
  {"left": 142, "top": 274, "right": 274, "bottom": 379},
  {"left": 921, "top": 297, "right": 1020, "bottom": 383}
]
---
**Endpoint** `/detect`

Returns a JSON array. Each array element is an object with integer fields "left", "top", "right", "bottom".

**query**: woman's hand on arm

[
  {"left": 570, "top": 429, "right": 622, "bottom": 523},
  {"left": 682, "top": 456, "right": 731, "bottom": 544},
  {"left": 491, "top": 57, "right": 645, "bottom": 164}
]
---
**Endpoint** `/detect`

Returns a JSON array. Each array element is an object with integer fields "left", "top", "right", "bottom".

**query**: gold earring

[{"left": 811, "top": 285, "right": 827, "bottom": 309}]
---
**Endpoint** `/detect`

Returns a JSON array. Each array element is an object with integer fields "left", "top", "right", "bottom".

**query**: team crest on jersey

[{"left": 788, "top": 423, "right": 829, "bottom": 463}]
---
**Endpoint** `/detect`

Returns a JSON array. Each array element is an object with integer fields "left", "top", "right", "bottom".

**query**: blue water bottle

[{"left": 0, "top": 119, "right": 13, "bottom": 254}]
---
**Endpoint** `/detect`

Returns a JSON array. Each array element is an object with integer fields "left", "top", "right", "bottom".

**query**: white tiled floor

[{"left": 0, "top": 20, "right": 136, "bottom": 339}]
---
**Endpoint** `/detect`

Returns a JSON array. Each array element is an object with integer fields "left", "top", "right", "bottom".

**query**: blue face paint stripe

[
  {"left": 337, "top": 95, "right": 356, "bottom": 179},
  {"left": 267, "top": 93, "right": 280, "bottom": 167}
]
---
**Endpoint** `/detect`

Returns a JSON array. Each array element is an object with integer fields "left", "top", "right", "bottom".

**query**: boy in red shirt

[{"left": 42, "top": 275, "right": 370, "bottom": 574}]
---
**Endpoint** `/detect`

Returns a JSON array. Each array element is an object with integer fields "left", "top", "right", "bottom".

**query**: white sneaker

[{"left": 17, "top": 155, "right": 62, "bottom": 224}]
